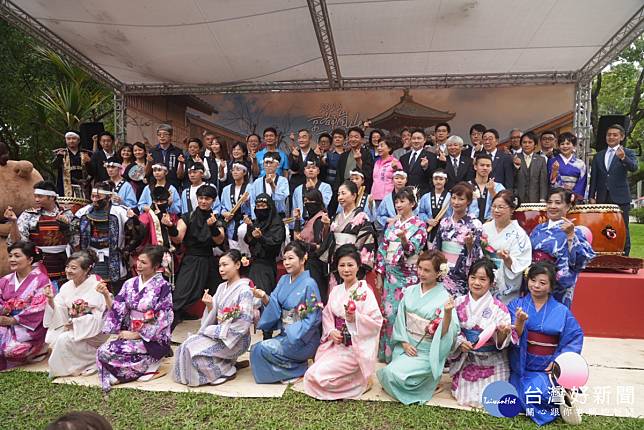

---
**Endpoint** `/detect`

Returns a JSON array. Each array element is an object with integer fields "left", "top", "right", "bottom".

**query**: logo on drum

[{"left": 601, "top": 224, "right": 618, "bottom": 240}]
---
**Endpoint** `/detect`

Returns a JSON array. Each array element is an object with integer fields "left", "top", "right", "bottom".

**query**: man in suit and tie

[
  {"left": 589, "top": 124, "right": 638, "bottom": 255},
  {"left": 512, "top": 131, "right": 548, "bottom": 203},
  {"left": 400, "top": 128, "right": 441, "bottom": 196},
  {"left": 479, "top": 128, "right": 515, "bottom": 190},
  {"left": 445, "top": 135, "right": 474, "bottom": 191},
  {"left": 334, "top": 126, "right": 374, "bottom": 192},
  {"left": 288, "top": 129, "right": 319, "bottom": 195}
]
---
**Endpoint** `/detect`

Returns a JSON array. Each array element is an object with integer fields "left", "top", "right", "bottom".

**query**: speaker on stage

[
  {"left": 595, "top": 115, "right": 629, "bottom": 151},
  {"left": 79, "top": 122, "right": 105, "bottom": 151}
]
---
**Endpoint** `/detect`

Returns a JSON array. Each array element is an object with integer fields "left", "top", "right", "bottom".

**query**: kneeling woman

[
  {"left": 173, "top": 250, "right": 254, "bottom": 386},
  {"left": 509, "top": 261, "right": 584, "bottom": 426},
  {"left": 44, "top": 250, "right": 109, "bottom": 377},
  {"left": 0, "top": 241, "right": 49, "bottom": 370},
  {"left": 449, "top": 258, "right": 515, "bottom": 407},
  {"left": 378, "top": 250, "right": 459, "bottom": 404},
  {"left": 96, "top": 246, "right": 173, "bottom": 391},
  {"left": 250, "top": 242, "right": 322, "bottom": 384},
  {"left": 304, "top": 244, "right": 383, "bottom": 400}
]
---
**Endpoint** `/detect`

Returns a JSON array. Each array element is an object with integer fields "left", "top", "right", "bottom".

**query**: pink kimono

[
  {"left": 0, "top": 265, "right": 50, "bottom": 370},
  {"left": 303, "top": 280, "right": 383, "bottom": 400}
]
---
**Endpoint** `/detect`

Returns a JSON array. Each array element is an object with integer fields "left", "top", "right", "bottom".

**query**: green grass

[
  {"left": 628, "top": 224, "right": 644, "bottom": 258},
  {"left": 0, "top": 371, "right": 641, "bottom": 430}
]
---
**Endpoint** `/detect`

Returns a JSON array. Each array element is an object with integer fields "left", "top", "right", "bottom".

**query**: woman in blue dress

[{"left": 250, "top": 241, "right": 322, "bottom": 384}]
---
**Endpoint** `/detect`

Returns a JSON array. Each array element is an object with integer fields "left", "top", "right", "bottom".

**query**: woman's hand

[
  {"left": 329, "top": 329, "right": 343, "bottom": 345},
  {"left": 460, "top": 340, "right": 474, "bottom": 353},
  {"left": 345, "top": 311, "right": 355, "bottom": 323},
  {"left": 0, "top": 316, "right": 15, "bottom": 326},
  {"left": 496, "top": 323, "right": 511, "bottom": 339},
  {"left": 561, "top": 218, "right": 576, "bottom": 241},
  {"left": 499, "top": 249, "right": 512, "bottom": 268},
  {"left": 202, "top": 290, "right": 213, "bottom": 309},
  {"left": 464, "top": 233, "right": 474, "bottom": 252},
  {"left": 96, "top": 281, "right": 110, "bottom": 297},
  {"left": 118, "top": 330, "right": 141, "bottom": 340},
  {"left": 515, "top": 307, "right": 528, "bottom": 323},
  {"left": 402, "top": 342, "right": 417, "bottom": 357}
]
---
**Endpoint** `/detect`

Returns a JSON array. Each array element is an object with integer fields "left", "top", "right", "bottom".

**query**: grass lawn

[
  {"left": 0, "top": 371, "right": 642, "bottom": 430},
  {"left": 628, "top": 223, "right": 644, "bottom": 258}
]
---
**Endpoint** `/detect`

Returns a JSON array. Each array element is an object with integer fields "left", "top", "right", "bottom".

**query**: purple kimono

[
  {"left": 0, "top": 265, "right": 50, "bottom": 370},
  {"left": 96, "top": 273, "right": 173, "bottom": 391}
]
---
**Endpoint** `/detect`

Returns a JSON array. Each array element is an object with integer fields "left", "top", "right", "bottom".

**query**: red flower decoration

[
  {"left": 144, "top": 310, "right": 155, "bottom": 321},
  {"left": 131, "top": 319, "right": 144, "bottom": 332},
  {"left": 346, "top": 300, "right": 357, "bottom": 314}
]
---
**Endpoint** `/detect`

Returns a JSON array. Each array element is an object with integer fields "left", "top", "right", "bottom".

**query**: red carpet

[{"left": 572, "top": 270, "right": 644, "bottom": 339}]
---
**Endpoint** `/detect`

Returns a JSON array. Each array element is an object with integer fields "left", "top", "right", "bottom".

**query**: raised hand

[
  {"left": 3, "top": 206, "right": 17, "bottom": 222},
  {"left": 320, "top": 212, "right": 331, "bottom": 225},
  {"left": 252, "top": 227, "right": 262, "bottom": 238},
  {"left": 206, "top": 212, "right": 217, "bottom": 226},
  {"left": 616, "top": 146, "right": 626, "bottom": 160},
  {"left": 499, "top": 249, "right": 512, "bottom": 266},
  {"left": 161, "top": 213, "right": 173, "bottom": 226},
  {"left": 464, "top": 233, "right": 474, "bottom": 252},
  {"left": 513, "top": 155, "right": 521, "bottom": 168},
  {"left": 178, "top": 154, "right": 185, "bottom": 164},
  {"left": 96, "top": 281, "right": 110, "bottom": 297},
  {"left": 438, "top": 150, "right": 446, "bottom": 163},
  {"left": 420, "top": 156, "right": 429, "bottom": 169},
  {"left": 515, "top": 307, "right": 528, "bottom": 323},
  {"left": 202, "top": 290, "right": 213, "bottom": 308},
  {"left": 560, "top": 218, "right": 576, "bottom": 240},
  {"left": 486, "top": 178, "right": 496, "bottom": 194},
  {"left": 243, "top": 215, "right": 253, "bottom": 226},
  {"left": 550, "top": 160, "right": 559, "bottom": 183},
  {"left": 444, "top": 296, "right": 455, "bottom": 312}
]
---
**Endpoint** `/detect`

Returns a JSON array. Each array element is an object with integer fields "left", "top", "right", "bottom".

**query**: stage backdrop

[{"left": 203, "top": 85, "right": 575, "bottom": 144}]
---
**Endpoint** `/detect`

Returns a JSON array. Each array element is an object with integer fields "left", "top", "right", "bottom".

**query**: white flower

[{"left": 439, "top": 263, "right": 449, "bottom": 277}]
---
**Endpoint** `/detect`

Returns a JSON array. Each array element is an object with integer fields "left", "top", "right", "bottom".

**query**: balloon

[{"left": 577, "top": 225, "right": 593, "bottom": 244}]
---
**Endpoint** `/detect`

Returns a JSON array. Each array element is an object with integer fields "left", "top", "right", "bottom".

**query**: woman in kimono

[
  {"left": 347, "top": 169, "right": 375, "bottom": 221},
  {"left": 374, "top": 169, "right": 408, "bottom": 234},
  {"left": 321, "top": 180, "right": 377, "bottom": 286},
  {"left": 378, "top": 250, "right": 460, "bottom": 404},
  {"left": 138, "top": 163, "right": 182, "bottom": 215},
  {"left": 530, "top": 188, "right": 595, "bottom": 308},
  {"left": 44, "top": 250, "right": 109, "bottom": 377},
  {"left": 481, "top": 191, "right": 532, "bottom": 304},
  {"left": 376, "top": 187, "right": 427, "bottom": 363},
  {"left": 548, "top": 133, "right": 587, "bottom": 202},
  {"left": 431, "top": 182, "right": 484, "bottom": 297},
  {"left": 0, "top": 241, "right": 49, "bottom": 370},
  {"left": 173, "top": 249, "right": 254, "bottom": 386},
  {"left": 508, "top": 261, "right": 584, "bottom": 426},
  {"left": 250, "top": 242, "right": 322, "bottom": 384},
  {"left": 303, "top": 244, "right": 383, "bottom": 399},
  {"left": 418, "top": 170, "right": 452, "bottom": 243},
  {"left": 449, "top": 258, "right": 515, "bottom": 407},
  {"left": 221, "top": 162, "right": 252, "bottom": 254},
  {"left": 96, "top": 245, "right": 173, "bottom": 391},
  {"left": 244, "top": 193, "right": 286, "bottom": 300},
  {"left": 293, "top": 189, "right": 330, "bottom": 303}
]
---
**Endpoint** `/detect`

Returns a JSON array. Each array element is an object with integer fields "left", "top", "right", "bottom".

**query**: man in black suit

[
  {"left": 87, "top": 131, "right": 117, "bottom": 185},
  {"left": 288, "top": 129, "right": 319, "bottom": 194},
  {"left": 479, "top": 128, "right": 515, "bottom": 190},
  {"left": 334, "top": 126, "right": 374, "bottom": 192},
  {"left": 589, "top": 124, "right": 638, "bottom": 255},
  {"left": 445, "top": 135, "right": 474, "bottom": 191},
  {"left": 463, "top": 123, "right": 486, "bottom": 159},
  {"left": 400, "top": 128, "right": 440, "bottom": 196}
]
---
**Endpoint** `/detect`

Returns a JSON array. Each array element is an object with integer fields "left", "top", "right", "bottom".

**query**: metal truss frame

[
  {"left": 573, "top": 80, "right": 593, "bottom": 163},
  {"left": 114, "top": 92, "right": 127, "bottom": 143},
  {"left": 307, "top": 0, "right": 342, "bottom": 89}
]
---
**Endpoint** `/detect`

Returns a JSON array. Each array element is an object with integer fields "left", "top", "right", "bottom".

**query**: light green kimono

[{"left": 377, "top": 283, "right": 459, "bottom": 404}]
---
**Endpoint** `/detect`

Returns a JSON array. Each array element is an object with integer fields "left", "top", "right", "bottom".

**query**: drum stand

[{"left": 586, "top": 254, "right": 644, "bottom": 274}]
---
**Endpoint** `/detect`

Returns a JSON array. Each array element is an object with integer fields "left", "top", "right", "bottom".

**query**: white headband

[
  {"left": 433, "top": 172, "right": 448, "bottom": 178},
  {"left": 34, "top": 189, "right": 58, "bottom": 197},
  {"left": 232, "top": 162, "right": 248, "bottom": 172},
  {"left": 393, "top": 171, "right": 408, "bottom": 178},
  {"left": 104, "top": 161, "right": 122, "bottom": 168},
  {"left": 263, "top": 157, "right": 278, "bottom": 164},
  {"left": 92, "top": 188, "right": 113, "bottom": 196},
  {"left": 65, "top": 132, "right": 80, "bottom": 139},
  {"left": 349, "top": 170, "right": 365, "bottom": 178},
  {"left": 152, "top": 164, "right": 168, "bottom": 171}
]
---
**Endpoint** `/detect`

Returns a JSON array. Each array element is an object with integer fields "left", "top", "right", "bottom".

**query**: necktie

[
  {"left": 525, "top": 154, "right": 532, "bottom": 169},
  {"left": 410, "top": 152, "right": 417, "bottom": 167},
  {"left": 452, "top": 157, "right": 459, "bottom": 175},
  {"left": 605, "top": 148, "right": 615, "bottom": 170}
]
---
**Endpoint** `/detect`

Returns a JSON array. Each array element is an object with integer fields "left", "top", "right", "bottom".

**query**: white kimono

[
  {"left": 482, "top": 220, "right": 532, "bottom": 304},
  {"left": 44, "top": 275, "right": 108, "bottom": 377}
]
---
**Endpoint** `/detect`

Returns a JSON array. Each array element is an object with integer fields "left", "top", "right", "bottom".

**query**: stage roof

[{"left": 2, "top": 0, "right": 643, "bottom": 94}]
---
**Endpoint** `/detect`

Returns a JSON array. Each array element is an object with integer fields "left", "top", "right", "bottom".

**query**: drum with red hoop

[
  {"left": 568, "top": 204, "right": 626, "bottom": 255},
  {"left": 514, "top": 203, "right": 547, "bottom": 236}
]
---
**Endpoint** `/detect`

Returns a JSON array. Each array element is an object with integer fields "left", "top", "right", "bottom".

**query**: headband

[
  {"left": 232, "top": 162, "right": 248, "bottom": 172},
  {"left": 393, "top": 171, "right": 408, "bottom": 178},
  {"left": 349, "top": 170, "right": 365, "bottom": 178},
  {"left": 263, "top": 156, "right": 278, "bottom": 164},
  {"left": 65, "top": 132, "right": 80, "bottom": 139},
  {"left": 433, "top": 172, "right": 448, "bottom": 178},
  {"left": 188, "top": 164, "right": 205, "bottom": 172},
  {"left": 92, "top": 188, "right": 113, "bottom": 196},
  {"left": 104, "top": 161, "right": 122, "bottom": 168},
  {"left": 151, "top": 163, "right": 168, "bottom": 171},
  {"left": 34, "top": 189, "right": 58, "bottom": 197},
  {"left": 306, "top": 160, "right": 320, "bottom": 167}
]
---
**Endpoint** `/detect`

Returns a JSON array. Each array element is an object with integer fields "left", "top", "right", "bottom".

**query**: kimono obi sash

[
  {"left": 405, "top": 312, "right": 433, "bottom": 343},
  {"left": 281, "top": 308, "right": 301, "bottom": 328},
  {"left": 527, "top": 331, "right": 559, "bottom": 356},
  {"left": 441, "top": 241, "right": 462, "bottom": 266},
  {"left": 333, "top": 315, "right": 352, "bottom": 346},
  {"left": 532, "top": 250, "right": 555, "bottom": 263},
  {"left": 334, "top": 232, "right": 356, "bottom": 248},
  {"left": 462, "top": 328, "right": 496, "bottom": 352}
]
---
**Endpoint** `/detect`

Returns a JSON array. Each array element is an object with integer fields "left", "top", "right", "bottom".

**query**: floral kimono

[
  {"left": 376, "top": 215, "right": 427, "bottom": 362},
  {"left": 548, "top": 154, "right": 587, "bottom": 200},
  {"left": 96, "top": 273, "right": 173, "bottom": 391},
  {"left": 173, "top": 278, "right": 254, "bottom": 386},
  {"left": 0, "top": 265, "right": 49, "bottom": 370},
  {"left": 530, "top": 221, "right": 595, "bottom": 308},
  {"left": 44, "top": 275, "right": 108, "bottom": 377},
  {"left": 431, "top": 215, "right": 483, "bottom": 297},
  {"left": 303, "top": 280, "right": 383, "bottom": 399},
  {"left": 508, "top": 295, "right": 584, "bottom": 425},
  {"left": 378, "top": 283, "right": 459, "bottom": 404},
  {"left": 449, "top": 292, "right": 516, "bottom": 407},
  {"left": 250, "top": 271, "right": 322, "bottom": 383}
]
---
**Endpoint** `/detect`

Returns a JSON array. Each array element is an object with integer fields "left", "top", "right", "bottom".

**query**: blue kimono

[
  {"left": 250, "top": 176, "right": 289, "bottom": 217},
  {"left": 417, "top": 190, "right": 451, "bottom": 224},
  {"left": 508, "top": 295, "right": 584, "bottom": 426},
  {"left": 292, "top": 181, "right": 332, "bottom": 223},
  {"left": 221, "top": 182, "right": 252, "bottom": 240},
  {"left": 250, "top": 271, "right": 322, "bottom": 383},
  {"left": 547, "top": 154, "right": 587, "bottom": 200},
  {"left": 468, "top": 181, "right": 505, "bottom": 222},
  {"left": 179, "top": 184, "right": 222, "bottom": 216},
  {"left": 530, "top": 222, "right": 595, "bottom": 307},
  {"left": 138, "top": 184, "right": 182, "bottom": 214},
  {"left": 256, "top": 148, "right": 290, "bottom": 177},
  {"left": 113, "top": 180, "right": 138, "bottom": 209}
]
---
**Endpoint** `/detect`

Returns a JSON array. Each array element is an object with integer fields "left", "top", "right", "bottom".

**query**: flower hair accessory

[
  {"left": 523, "top": 267, "right": 531, "bottom": 279},
  {"left": 439, "top": 263, "right": 449, "bottom": 278},
  {"left": 241, "top": 256, "right": 250, "bottom": 267}
]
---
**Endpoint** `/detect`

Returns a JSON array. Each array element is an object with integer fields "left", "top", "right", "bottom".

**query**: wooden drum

[
  {"left": 568, "top": 204, "right": 626, "bottom": 255},
  {"left": 514, "top": 203, "right": 547, "bottom": 235},
  {"left": 58, "top": 196, "right": 89, "bottom": 214}
]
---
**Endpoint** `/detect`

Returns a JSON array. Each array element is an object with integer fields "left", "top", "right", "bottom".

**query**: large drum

[
  {"left": 58, "top": 196, "right": 89, "bottom": 214},
  {"left": 514, "top": 203, "right": 547, "bottom": 235},
  {"left": 568, "top": 204, "right": 626, "bottom": 255}
]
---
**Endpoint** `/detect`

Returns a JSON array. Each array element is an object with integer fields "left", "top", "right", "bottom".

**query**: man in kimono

[
  {"left": 52, "top": 130, "right": 92, "bottom": 198},
  {"left": 105, "top": 157, "right": 138, "bottom": 210},
  {"left": 250, "top": 153, "right": 289, "bottom": 218},
  {"left": 179, "top": 162, "right": 222, "bottom": 216}
]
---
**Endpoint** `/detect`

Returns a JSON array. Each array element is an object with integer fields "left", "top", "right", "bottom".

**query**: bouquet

[
  {"left": 68, "top": 299, "right": 92, "bottom": 318},
  {"left": 217, "top": 305, "right": 241, "bottom": 323},
  {"left": 344, "top": 286, "right": 367, "bottom": 315},
  {"left": 296, "top": 294, "right": 324, "bottom": 319},
  {"left": 2, "top": 298, "right": 26, "bottom": 317},
  {"left": 131, "top": 309, "right": 157, "bottom": 332},
  {"left": 415, "top": 308, "right": 442, "bottom": 347},
  {"left": 480, "top": 233, "right": 496, "bottom": 257}
]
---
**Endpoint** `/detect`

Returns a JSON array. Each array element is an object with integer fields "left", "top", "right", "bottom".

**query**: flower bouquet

[
  {"left": 68, "top": 299, "right": 92, "bottom": 318},
  {"left": 2, "top": 298, "right": 26, "bottom": 317},
  {"left": 415, "top": 308, "right": 442, "bottom": 347},
  {"left": 131, "top": 309, "right": 157, "bottom": 332},
  {"left": 217, "top": 305, "right": 241, "bottom": 323},
  {"left": 296, "top": 294, "right": 324, "bottom": 319}
]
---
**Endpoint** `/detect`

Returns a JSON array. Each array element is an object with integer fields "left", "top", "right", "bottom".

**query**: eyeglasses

[
  {"left": 157, "top": 132, "right": 170, "bottom": 136},
  {"left": 491, "top": 205, "right": 509, "bottom": 211},
  {"left": 541, "top": 137, "right": 556, "bottom": 141}
]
